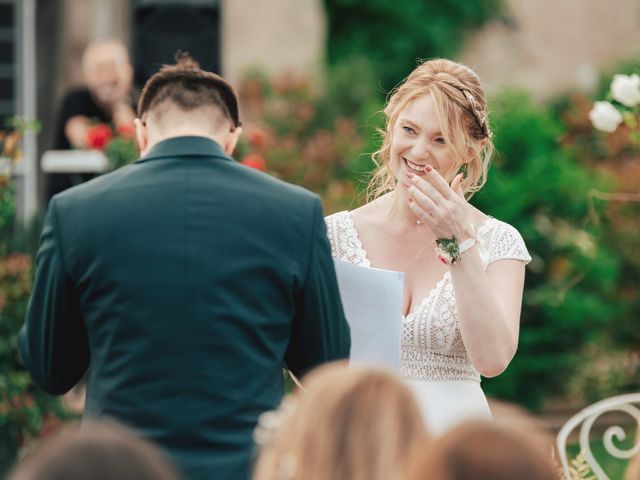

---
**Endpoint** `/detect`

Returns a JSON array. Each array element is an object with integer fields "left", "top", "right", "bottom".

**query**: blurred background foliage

[
  {"left": 324, "top": 0, "right": 504, "bottom": 90},
  {"left": 474, "top": 90, "right": 635, "bottom": 408},
  {"left": 0, "top": 121, "right": 67, "bottom": 476}
]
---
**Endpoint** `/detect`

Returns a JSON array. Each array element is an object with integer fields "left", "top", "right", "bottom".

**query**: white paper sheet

[{"left": 333, "top": 259, "right": 404, "bottom": 373}]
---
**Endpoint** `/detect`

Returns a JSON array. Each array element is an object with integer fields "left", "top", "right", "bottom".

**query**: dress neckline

[{"left": 342, "top": 211, "right": 494, "bottom": 318}]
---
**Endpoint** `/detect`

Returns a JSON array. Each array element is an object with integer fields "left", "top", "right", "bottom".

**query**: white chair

[{"left": 557, "top": 392, "right": 640, "bottom": 479}]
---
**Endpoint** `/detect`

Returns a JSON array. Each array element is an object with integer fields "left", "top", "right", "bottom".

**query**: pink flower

[{"left": 437, "top": 252, "right": 453, "bottom": 265}]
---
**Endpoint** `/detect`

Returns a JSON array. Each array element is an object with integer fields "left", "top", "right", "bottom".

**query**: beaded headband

[{"left": 462, "top": 89, "right": 492, "bottom": 139}]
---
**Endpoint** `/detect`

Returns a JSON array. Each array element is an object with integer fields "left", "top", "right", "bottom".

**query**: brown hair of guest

[
  {"left": 9, "top": 421, "right": 183, "bottom": 480},
  {"left": 624, "top": 429, "right": 640, "bottom": 480},
  {"left": 252, "top": 362, "right": 429, "bottom": 480},
  {"left": 411, "top": 420, "right": 560, "bottom": 480}
]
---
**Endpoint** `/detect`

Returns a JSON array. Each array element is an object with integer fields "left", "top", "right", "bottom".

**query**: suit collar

[{"left": 135, "top": 136, "right": 231, "bottom": 163}]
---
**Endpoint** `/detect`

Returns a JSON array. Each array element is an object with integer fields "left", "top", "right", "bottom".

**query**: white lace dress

[{"left": 325, "top": 211, "right": 531, "bottom": 434}]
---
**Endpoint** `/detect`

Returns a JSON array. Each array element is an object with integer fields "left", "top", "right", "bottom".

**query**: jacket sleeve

[
  {"left": 285, "top": 198, "right": 351, "bottom": 378},
  {"left": 18, "top": 198, "right": 90, "bottom": 395}
]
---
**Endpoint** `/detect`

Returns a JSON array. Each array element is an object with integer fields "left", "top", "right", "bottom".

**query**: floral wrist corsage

[
  {"left": 435, "top": 237, "right": 462, "bottom": 265},
  {"left": 435, "top": 229, "right": 477, "bottom": 265}
]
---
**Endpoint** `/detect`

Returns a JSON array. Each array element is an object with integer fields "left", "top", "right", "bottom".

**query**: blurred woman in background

[
  {"left": 411, "top": 420, "right": 559, "bottom": 480},
  {"left": 9, "top": 421, "right": 182, "bottom": 480},
  {"left": 252, "top": 362, "right": 428, "bottom": 480}
]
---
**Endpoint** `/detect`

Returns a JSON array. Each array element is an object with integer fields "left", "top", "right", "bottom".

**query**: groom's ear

[
  {"left": 134, "top": 118, "right": 148, "bottom": 155},
  {"left": 223, "top": 125, "right": 243, "bottom": 156}
]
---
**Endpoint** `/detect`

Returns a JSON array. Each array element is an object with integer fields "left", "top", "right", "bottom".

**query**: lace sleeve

[
  {"left": 482, "top": 220, "right": 532, "bottom": 265},
  {"left": 324, "top": 211, "right": 347, "bottom": 260},
  {"left": 324, "top": 211, "right": 370, "bottom": 265}
]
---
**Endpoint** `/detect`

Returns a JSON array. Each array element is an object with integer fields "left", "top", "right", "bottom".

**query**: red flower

[
  {"left": 86, "top": 123, "right": 113, "bottom": 150},
  {"left": 241, "top": 153, "right": 267, "bottom": 172},
  {"left": 116, "top": 122, "right": 136, "bottom": 138},
  {"left": 247, "top": 127, "right": 268, "bottom": 148}
]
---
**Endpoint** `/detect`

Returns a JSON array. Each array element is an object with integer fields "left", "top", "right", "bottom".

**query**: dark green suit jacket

[{"left": 19, "top": 136, "right": 350, "bottom": 480}]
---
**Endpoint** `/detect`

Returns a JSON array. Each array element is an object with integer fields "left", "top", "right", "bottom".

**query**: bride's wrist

[
  {"left": 457, "top": 222, "right": 476, "bottom": 243},
  {"left": 449, "top": 241, "right": 482, "bottom": 270},
  {"left": 435, "top": 223, "right": 477, "bottom": 265}
]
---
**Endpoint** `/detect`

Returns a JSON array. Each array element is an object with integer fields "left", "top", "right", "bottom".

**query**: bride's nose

[{"left": 410, "top": 138, "right": 432, "bottom": 161}]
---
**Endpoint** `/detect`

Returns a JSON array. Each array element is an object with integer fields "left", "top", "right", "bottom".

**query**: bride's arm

[
  {"left": 448, "top": 246, "right": 524, "bottom": 377},
  {"left": 406, "top": 168, "right": 525, "bottom": 377}
]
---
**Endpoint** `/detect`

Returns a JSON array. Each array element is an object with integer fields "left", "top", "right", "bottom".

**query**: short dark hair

[{"left": 137, "top": 52, "right": 240, "bottom": 129}]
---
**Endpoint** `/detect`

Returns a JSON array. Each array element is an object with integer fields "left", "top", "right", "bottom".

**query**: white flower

[
  {"left": 589, "top": 101, "right": 623, "bottom": 133},
  {"left": 610, "top": 74, "right": 640, "bottom": 107}
]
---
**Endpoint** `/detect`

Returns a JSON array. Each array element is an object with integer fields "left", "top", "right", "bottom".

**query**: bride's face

[{"left": 390, "top": 94, "right": 457, "bottom": 187}]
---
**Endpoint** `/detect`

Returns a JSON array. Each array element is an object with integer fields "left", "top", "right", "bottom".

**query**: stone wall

[
  {"left": 54, "top": 0, "right": 325, "bottom": 90},
  {"left": 221, "top": 0, "right": 325, "bottom": 85},
  {"left": 459, "top": 0, "right": 640, "bottom": 100}
]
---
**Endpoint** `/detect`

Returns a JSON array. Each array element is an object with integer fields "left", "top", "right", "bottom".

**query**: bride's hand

[{"left": 406, "top": 167, "right": 474, "bottom": 241}]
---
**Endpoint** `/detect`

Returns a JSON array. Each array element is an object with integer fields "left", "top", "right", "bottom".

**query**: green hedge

[
  {"left": 474, "top": 91, "right": 623, "bottom": 408},
  {"left": 324, "top": 0, "right": 503, "bottom": 89}
]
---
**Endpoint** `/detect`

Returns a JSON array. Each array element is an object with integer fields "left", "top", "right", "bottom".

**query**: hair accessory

[{"left": 462, "top": 90, "right": 492, "bottom": 139}]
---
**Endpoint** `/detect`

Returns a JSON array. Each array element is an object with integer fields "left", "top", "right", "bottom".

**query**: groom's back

[
  {"left": 50, "top": 139, "right": 342, "bottom": 479},
  {"left": 21, "top": 56, "right": 349, "bottom": 480},
  {"left": 62, "top": 137, "right": 340, "bottom": 478}
]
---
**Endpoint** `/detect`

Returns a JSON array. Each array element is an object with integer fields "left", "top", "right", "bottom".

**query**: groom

[{"left": 19, "top": 54, "right": 350, "bottom": 480}]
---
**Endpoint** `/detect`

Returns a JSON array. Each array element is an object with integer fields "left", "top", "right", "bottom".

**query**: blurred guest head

[
  {"left": 135, "top": 52, "right": 242, "bottom": 156},
  {"left": 252, "top": 362, "right": 429, "bottom": 480},
  {"left": 9, "top": 421, "right": 182, "bottom": 480},
  {"left": 624, "top": 429, "right": 640, "bottom": 480},
  {"left": 490, "top": 400, "right": 556, "bottom": 461},
  {"left": 82, "top": 38, "right": 134, "bottom": 107},
  {"left": 412, "top": 420, "right": 559, "bottom": 480}
]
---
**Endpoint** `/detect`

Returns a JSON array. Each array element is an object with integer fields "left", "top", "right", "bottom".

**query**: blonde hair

[
  {"left": 369, "top": 58, "right": 494, "bottom": 200},
  {"left": 252, "top": 362, "right": 429, "bottom": 480}
]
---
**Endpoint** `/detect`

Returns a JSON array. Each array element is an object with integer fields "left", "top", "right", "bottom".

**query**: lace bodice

[{"left": 325, "top": 210, "right": 531, "bottom": 382}]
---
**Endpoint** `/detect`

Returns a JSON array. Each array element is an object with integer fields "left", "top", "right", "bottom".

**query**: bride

[{"left": 325, "top": 58, "right": 531, "bottom": 434}]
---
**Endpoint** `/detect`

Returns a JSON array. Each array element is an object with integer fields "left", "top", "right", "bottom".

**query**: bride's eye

[
  {"left": 434, "top": 137, "right": 446, "bottom": 144},
  {"left": 402, "top": 126, "right": 416, "bottom": 134}
]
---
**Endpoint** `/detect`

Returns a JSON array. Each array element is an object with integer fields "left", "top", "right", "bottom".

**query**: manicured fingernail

[{"left": 425, "top": 165, "right": 433, "bottom": 172}]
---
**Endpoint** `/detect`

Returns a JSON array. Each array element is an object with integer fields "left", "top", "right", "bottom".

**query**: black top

[
  {"left": 54, "top": 87, "right": 111, "bottom": 150},
  {"left": 46, "top": 88, "right": 112, "bottom": 202}
]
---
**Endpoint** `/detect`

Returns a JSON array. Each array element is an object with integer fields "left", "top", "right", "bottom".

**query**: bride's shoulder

[
  {"left": 472, "top": 209, "right": 531, "bottom": 265},
  {"left": 324, "top": 210, "right": 349, "bottom": 222},
  {"left": 325, "top": 195, "right": 386, "bottom": 225},
  {"left": 469, "top": 205, "right": 520, "bottom": 239},
  {"left": 350, "top": 194, "right": 392, "bottom": 226}
]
